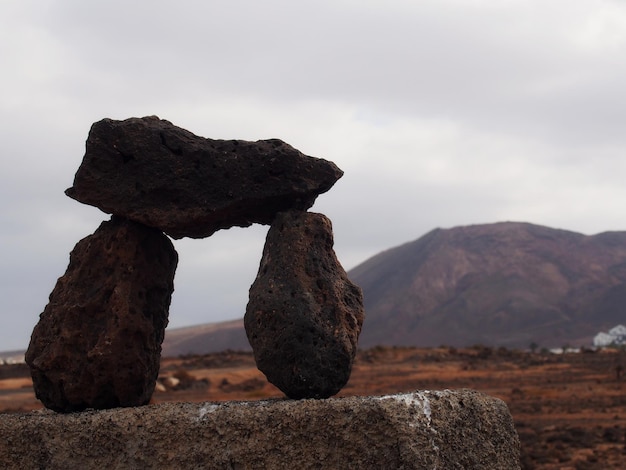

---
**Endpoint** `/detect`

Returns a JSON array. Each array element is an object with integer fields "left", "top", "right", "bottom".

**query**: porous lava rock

[
  {"left": 65, "top": 116, "right": 344, "bottom": 239},
  {"left": 25, "top": 216, "right": 178, "bottom": 412},
  {"left": 245, "top": 210, "right": 364, "bottom": 399}
]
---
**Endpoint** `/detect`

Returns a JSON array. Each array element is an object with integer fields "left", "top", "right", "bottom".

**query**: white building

[{"left": 593, "top": 324, "right": 626, "bottom": 347}]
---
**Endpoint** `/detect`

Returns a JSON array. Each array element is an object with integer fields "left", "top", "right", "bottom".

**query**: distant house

[{"left": 593, "top": 324, "right": 626, "bottom": 347}]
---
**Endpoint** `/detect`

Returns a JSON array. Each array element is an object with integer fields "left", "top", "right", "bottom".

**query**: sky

[{"left": 1, "top": 0, "right": 626, "bottom": 352}]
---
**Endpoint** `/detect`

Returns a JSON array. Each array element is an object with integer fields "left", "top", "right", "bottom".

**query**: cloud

[{"left": 1, "top": 0, "right": 626, "bottom": 351}]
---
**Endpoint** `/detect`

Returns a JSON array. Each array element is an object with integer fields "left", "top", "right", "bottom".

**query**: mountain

[
  {"left": 161, "top": 221, "right": 626, "bottom": 355},
  {"left": 351, "top": 221, "right": 626, "bottom": 349},
  {"left": 161, "top": 319, "right": 250, "bottom": 357}
]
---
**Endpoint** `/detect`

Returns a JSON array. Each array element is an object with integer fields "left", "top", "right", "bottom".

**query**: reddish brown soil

[{"left": 3, "top": 346, "right": 626, "bottom": 469}]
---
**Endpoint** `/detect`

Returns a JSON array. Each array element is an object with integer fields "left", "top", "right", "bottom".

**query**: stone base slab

[{"left": 0, "top": 389, "right": 520, "bottom": 469}]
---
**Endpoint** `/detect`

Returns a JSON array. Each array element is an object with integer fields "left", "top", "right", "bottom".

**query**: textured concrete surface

[{"left": 0, "top": 389, "right": 520, "bottom": 469}]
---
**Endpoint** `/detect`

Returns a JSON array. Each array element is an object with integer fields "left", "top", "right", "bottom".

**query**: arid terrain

[
  {"left": 158, "top": 223, "right": 626, "bottom": 357},
  {"left": 2, "top": 346, "right": 626, "bottom": 469}
]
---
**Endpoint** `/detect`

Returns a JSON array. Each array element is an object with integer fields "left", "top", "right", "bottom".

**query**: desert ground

[{"left": 2, "top": 346, "right": 626, "bottom": 469}]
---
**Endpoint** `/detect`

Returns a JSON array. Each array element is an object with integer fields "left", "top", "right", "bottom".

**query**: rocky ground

[{"left": 2, "top": 346, "right": 626, "bottom": 469}]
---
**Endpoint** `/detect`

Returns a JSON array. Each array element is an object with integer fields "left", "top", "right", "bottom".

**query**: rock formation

[
  {"left": 18, "top": 116, "right": 522, "bottom": 466},
  {"left": 25, "top": 217, "right": 177, "bottom": 412},
  {"left": 65, "top": 116, "right": 343, "bottom": 239},
  {"left": 27, "top": 115, "right": 360, "bottom": 411},
  {"left": 245, "top": 210, "right": 364, "bottom": 399}
]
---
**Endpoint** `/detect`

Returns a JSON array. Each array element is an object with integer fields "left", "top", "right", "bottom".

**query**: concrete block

[{"left": 0, "top": 389, "right": 520, "bottom": 469}]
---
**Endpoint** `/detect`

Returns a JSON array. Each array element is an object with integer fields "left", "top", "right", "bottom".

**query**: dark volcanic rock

[
  {"left": 65, "top": 116, "right": 343, "bottom": 239},
  {"left": 25, "top": 216, "right": 178, "bottom": 412},
  {"left": 245, "top": 210, "right": 364, "bottom": 399}
]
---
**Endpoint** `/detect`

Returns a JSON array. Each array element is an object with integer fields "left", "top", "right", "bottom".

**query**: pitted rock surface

[
  {"left": 245, "top": 210, "right": 364, "bottom": 399},
  {"left": 25, "top": 216, "right": 178, "bottom": 412},
  {"left": 65, "top": 116, "right": 343, "bottom": 239},
  {"left": 0, "top": 390, "right": 521, "bottom": 469}
]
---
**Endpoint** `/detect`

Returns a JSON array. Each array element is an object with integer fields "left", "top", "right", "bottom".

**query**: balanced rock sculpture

[
  {"left": 65, "top": 116, "right": 343, "bottom": 239},
  {"left": 245, "top": 210, "right": 364, "bottom": 399},
  {"left": 26, "top": 217, "right": 177, "bottom": 412},
  {"left": 27, "top": 115, "right": 361, "bottom": 411}
]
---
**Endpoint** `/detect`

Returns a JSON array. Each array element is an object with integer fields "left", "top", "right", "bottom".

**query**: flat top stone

[
  {"left": 0, "top": 390, "right": 520, "bottom": 469},
  {"left": 65, "top": 116, "right": 343, "bottom": 239}
]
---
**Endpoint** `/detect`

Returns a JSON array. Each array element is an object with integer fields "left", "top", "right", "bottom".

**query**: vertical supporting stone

[
  {"left": 245, "top": 210, "right": 365, "bottom": 399},
  {"left": 25, "top": 216, "right": 178, "bottom": 412}
]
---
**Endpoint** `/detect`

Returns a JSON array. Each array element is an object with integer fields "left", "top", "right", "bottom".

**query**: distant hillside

[
  {"left": 160, "top": 222, "right": 626, "bottom": 355},
  {"left": 161, "top": 319, "right": 250, "bottom": 357},
  {"left": 351, "top": 222, "right": 626, "bottom": 349}
]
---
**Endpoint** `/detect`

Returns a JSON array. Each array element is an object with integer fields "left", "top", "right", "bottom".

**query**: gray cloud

[{"left": 2, "top": 0, "right": 626, "bottom": 351}]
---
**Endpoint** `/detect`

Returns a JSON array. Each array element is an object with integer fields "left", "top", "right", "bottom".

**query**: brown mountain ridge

[
  {"left": 351, "top": 221, "right": 626, "bottom": 349},
  {"left": 162, "top": 221, "right": 626, "bottom": 356}
]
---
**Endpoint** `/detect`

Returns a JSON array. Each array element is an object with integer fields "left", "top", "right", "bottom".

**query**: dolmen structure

[
  {"left": 16, "top": 117, "right": 521, "bottom": 469},
  {"left": 26, "top": 116, "right": 364, "bottom": 411}
]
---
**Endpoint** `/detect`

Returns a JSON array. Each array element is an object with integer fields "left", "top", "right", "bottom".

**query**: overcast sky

[{"left": 2, "top": 0, "right": 626, "bottom": 352}]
